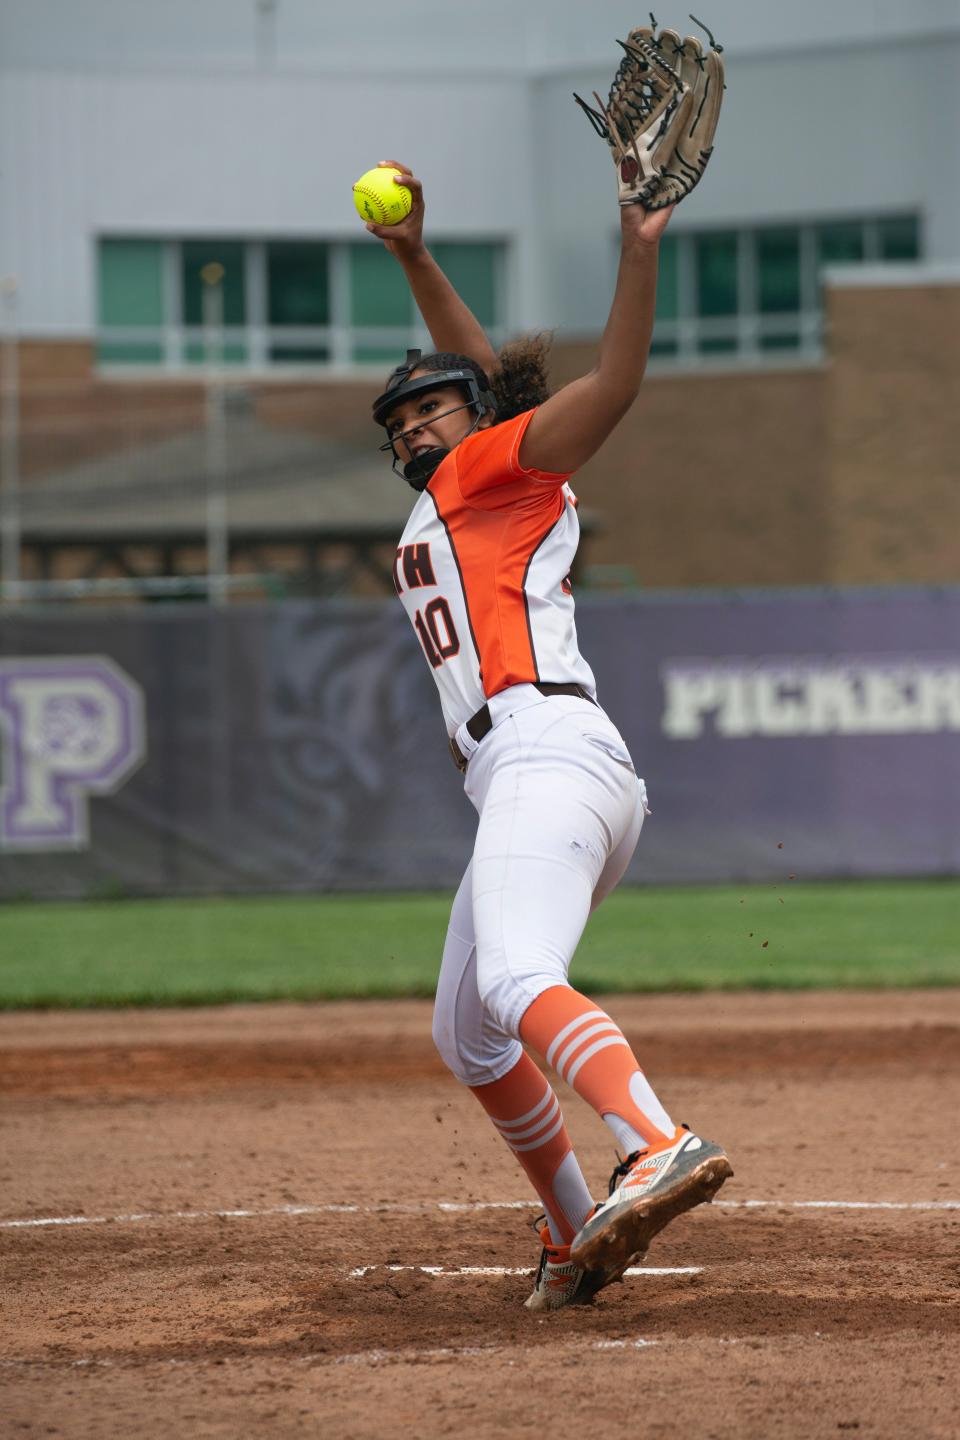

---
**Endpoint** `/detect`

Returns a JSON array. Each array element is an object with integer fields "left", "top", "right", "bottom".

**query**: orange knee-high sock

[
  {"left": 469, "top": 1051, "right": 594, "bottom": 1244},
  {"left": 519, "top": 985, "right": 676, "bottom": 1153}
]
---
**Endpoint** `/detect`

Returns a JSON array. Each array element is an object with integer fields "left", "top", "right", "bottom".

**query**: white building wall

[
  {"left": 1, "top": 68, "right": 539, "bottom": 334},
  {"left": 1, "top": 0, "right": 957, "bottom": 340},
  {"left": 534, "top": 35, "right": 960, "bottom": 331},
  {"left": 923, "top": 40, "right": 960, "bottom": 261}
]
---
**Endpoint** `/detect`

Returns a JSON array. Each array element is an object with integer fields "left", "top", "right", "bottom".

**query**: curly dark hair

[
  {"left": 410, "top": 333, "right": 553, "bottom": 423},
  {"left": 490, "top": 333, "right": 553, "bottom": 420}
]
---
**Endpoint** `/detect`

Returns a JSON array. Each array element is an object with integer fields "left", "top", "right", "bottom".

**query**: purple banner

[
  {"left": 587, "top": 590, "right": 960, "bottom": 883},
  {"left": 0, "top": 588, "right": 957, "bottom": 897}
]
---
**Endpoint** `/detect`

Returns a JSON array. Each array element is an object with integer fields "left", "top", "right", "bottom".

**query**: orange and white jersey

[{"left": 394, "top": 408, "right": 597, "bottom": 737}]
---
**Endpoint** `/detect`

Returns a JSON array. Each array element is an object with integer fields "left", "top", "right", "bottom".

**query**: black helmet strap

[{"left": 372, "top": 349, "right": 497, "bottom": 492}]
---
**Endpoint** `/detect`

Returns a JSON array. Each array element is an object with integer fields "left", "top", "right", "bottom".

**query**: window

[
  {"left": 347, "top": 241, "right": 499, "bottom": 362},
  {"left": 696, "top": 232, "right": 738, "bottom": 316},
  {"left": 650, "top": 233, "right": 679, "bottom": 356},
  {"left": 96, "top": 238, "right": 506, "bottom": 371},
  {"left": 432, "top": 243, "right": 498, "bottom": 328},
  {"left": 757, "top": 227, "right": 801, "bottom": 350},
  {"left": 267, "top": 242, "right": 329, "bottom": 362},
  {"left": 876, "top": 215, "right": 919, "bottom": 261},
  {"left": 349, "top": 243, "right": 413, "bottom": 362},
  {"left": 648, "top": 212, "right": 922, "bottom": 365},
  {"left": 181, "top": 240, "right": 247, "bottom": 364},
  {"left": 757, "top": 228, "right": 800, "bottom": 313},
  {"left": 97, "top": 240, "right": 165, "bottom": 364},
  {"left": 817, "top": 221, "right": 865, "bottom": 266},
  {"left": 695, "top": 231, "right": 738, "bottom": 353}
]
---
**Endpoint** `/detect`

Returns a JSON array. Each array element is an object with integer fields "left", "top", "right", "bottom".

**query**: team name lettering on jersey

[{"left": 393, "top": 543, "right": 436, "bottom": 596}]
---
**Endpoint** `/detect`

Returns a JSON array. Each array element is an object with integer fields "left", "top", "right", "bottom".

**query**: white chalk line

[
  {"left": 719, "top": 1199, "right": 960, "bottom": 1211},
  {"left": 595, "top": 1337, "right": 657, "bottom": 1349},
  {"left": 334, "top": 1345, "right": 498, "bottom": 1367},
  {"left": 3, "top": 1337, "right": 661, "bottom": 1373},
  {"left": 348, "top": 1264, "right": 702, "bottom": 1279},
  {"left": 335, "top": 1336, "right": 658, "bottom": 1366},
  {"left": 1, "top": 1197, "right": 957, "bottom": 1232}
]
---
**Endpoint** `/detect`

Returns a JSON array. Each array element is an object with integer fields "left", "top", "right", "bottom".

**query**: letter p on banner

[{"left": 0, "top": 657, "right": 146, "bottom": 851}]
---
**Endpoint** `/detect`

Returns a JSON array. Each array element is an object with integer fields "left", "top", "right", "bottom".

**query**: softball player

[{"left": 367, "top": 162, "right": 732, "bottom": 1310}]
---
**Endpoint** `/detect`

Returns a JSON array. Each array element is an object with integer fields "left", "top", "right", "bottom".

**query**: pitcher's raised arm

[
  {"left": 518, "top": 204, "right": 673, "bottom": 476},
  {"left": 364, "top": 160, "right": 498, "bottom": 375}
]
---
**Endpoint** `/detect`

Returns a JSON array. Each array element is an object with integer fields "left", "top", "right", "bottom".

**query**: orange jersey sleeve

[{"left": 454, "top": 410, "right": 571, "bottom": 510}]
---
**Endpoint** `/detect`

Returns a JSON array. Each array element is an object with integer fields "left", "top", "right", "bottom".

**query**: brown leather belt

[{"left": 449, "top": 682, "right": 597, "bottom": 772}]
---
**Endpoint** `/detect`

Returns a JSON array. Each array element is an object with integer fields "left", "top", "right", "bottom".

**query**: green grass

[{"left": 0, "top": 880, "right": 958, "bottom": 1010}]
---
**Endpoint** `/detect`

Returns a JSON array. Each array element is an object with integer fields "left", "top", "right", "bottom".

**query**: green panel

[
  {"left": 184, "top": 341, "right": 248, "bottom": 365},
  {"left": 181, "top": 240, "right": 246, "bottom": 325},
  {"left": 695, "top": 232, "right": 738, "bottom": 316},
  {"left": 349, "top": 242, "right": 413, "bottom": 362},
  {"left": 267, "top": 242, "right": 329, "bottom": 325},
  {"left": 269, "top": 344, "right": 330, "bottom": 363},
  {"left": 649, "top": 337, "right": 678, "bottom": 358},
  {"left": 432, "top": 242, "right": 498, "bottom": 327},
  {"left": 98, "top": 239, "right": 164, "bottom": 327},
  {"left": 817, "top": 221, "right": 864, "bottom": 265},
  {"left": 697, "top": 335, "right": 738, "bottom": 355},
  {"left": 757, "top": 228, "right": 801, "bottom": 314},
  {"left": 655, "top": 234, "right": 679, "bottom": 321},
  {"left": 97, "top": 240, "right": 164, "bottom": 366},
  {"left": 877, "top": 215, "right": 920, "bottom": 261},
  {"left": 352, "top": 343, "right": 405, "bottom": 363},
  {"left": 349, "top": 243, "right": 412, "bottom": 327},
  {"left": 96, "top": 340, "right": 164, "bottom": 364},
  {"left": 759, "top": 333, "right": 801, "bottom": 351}
]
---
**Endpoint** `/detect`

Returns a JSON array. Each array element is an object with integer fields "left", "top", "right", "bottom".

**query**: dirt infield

[{"left": 2, "top": 990, "right": 958, "bottom": 1439}]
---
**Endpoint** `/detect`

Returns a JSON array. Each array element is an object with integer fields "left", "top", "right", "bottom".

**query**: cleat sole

[{"left": 570, "top": 1155, "right": 733, "bottom": 1272}]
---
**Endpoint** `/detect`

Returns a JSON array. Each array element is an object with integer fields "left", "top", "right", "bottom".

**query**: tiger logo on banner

[{"left": 0, "top": 657, "right": 146, "bottom": 851}]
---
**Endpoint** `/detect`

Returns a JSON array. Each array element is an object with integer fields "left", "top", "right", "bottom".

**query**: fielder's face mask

[{"left": 373, "top": 349, "right": 497, "bottom": 492}]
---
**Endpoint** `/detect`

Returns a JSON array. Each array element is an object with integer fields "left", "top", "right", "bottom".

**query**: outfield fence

[{"left": 0, "top": 587, "right": 958, "bottom": 898}]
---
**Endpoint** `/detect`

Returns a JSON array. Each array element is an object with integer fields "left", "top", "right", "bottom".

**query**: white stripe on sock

[
  {"left": 494, "top": 1096, "right": 560, "bottom": 1145},
  {"left": 555, "top": 1020, "right": 623, "bottom": 1077},
  {"left": 545, "top": 1011, "right": 607, "bottom": 1069},
  {"left": 491, "top": 1083, "right": 554, "bottom": 1134},
  {"left": 565, "top": 1034, "right": 631, "bottom": 1087},
  {"left": 509, "top": 1110, "right": 567, "bottom": 1153}
]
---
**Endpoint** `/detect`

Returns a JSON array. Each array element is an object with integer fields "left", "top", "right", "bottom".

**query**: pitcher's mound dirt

[{"left": 2, "top": 989, "right": 958, "bottom": 1438}]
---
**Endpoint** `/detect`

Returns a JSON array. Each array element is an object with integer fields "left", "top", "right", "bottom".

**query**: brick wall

[
  {"left": 10, "top": 278, "right": 958, "bottom": 587},
  {"left": 548, "top": 279, "right": 959, "bottom": 586},
  {"left": 548, "top": 346, "right": 828, "bottom": 586},
  {"left": 825, "top": 283, "right": 960, "bottom": 583},
  {"left": 17, "top": 340, "right": 96, "bottom": 387}
]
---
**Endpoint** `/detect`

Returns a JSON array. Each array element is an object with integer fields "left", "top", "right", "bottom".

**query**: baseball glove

[{"left": 574, "top": 14, "right": 725, "bottom": 210}]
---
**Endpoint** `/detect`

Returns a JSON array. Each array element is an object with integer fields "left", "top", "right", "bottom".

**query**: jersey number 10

[{"left": 414, "top": 597, "right": 460, "bottom": 669}]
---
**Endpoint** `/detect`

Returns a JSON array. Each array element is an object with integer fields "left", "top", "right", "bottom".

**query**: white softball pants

[{"left": 432, "top": 685, "right": 649, "bottom": 1087}]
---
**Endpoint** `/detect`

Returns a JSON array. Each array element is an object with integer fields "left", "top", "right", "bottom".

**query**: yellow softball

[{"left": 352, "top": 167, "right": 413, "bottom": 226}]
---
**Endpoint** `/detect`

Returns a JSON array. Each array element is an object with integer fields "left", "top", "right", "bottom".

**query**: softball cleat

[
  {"left": 524, "top": 1217, "right": 622, "bottom": 1311},
  {"left": 569, "top": 1125, "right": 733, "bottom": 1273}
]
